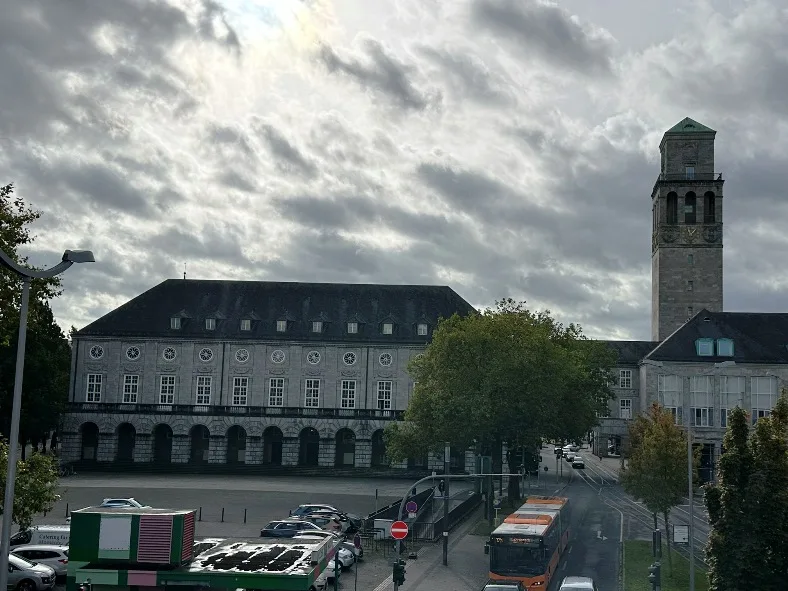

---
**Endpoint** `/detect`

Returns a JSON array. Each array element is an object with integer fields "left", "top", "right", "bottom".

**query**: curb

[{"left": 619, "top": 539, "right": 625, "bottom": 591}]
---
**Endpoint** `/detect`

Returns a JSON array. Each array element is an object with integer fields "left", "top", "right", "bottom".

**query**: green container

[{"left": 69, "top": 507, "right": 197, "bottom": 566}]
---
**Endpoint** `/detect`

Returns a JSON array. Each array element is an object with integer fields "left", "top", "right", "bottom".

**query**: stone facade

[{"left": 651, "top": 120, "right": 724, "bottom": 341}]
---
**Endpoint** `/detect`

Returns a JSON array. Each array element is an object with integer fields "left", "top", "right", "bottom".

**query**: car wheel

[{"left": 16, "top": 579, "right": 35, "bottom": 591}]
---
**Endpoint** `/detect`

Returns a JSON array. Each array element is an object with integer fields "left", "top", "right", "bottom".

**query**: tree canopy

[
  {"left": 384, "top": 299, "right": 616, "bottom": 497},
  {"left": 0, "top": 183, "right": 71, "bottom": 443},
  {"left": 704, "top": 392, "right": 788, "bottom": 591},
  {"left": 620, "top": 402, "right": 699, "bottom": 570},
  {"left": 0, "top": 440, "right": 60, "bottom": 529}
]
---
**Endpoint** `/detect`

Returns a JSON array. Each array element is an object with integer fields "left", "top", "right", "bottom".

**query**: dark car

[
  {"left": 260, "top": 519, "right": 323, "bottom": 538},
  {"left": 289, "top": 504, "right": 363, "bottom": 532}
]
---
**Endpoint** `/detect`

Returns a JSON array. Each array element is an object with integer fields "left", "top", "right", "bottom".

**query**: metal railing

[
  {"left": 657, "top": 172, "right": 723, "bottom": 182},
  {"left": 410, "top": 492, "right": 482, "bottom": 541},
  {"left": 67, "top": 402, "right": 404, "bottom": 420}
]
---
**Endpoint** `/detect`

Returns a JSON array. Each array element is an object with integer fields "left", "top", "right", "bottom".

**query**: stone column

[
  {"left": 355, "top": 440, "right": 371, "bottom": 468},
  {"left": 319, "top": 438, "right": 335, "bottom": 467},
  {"left": 282, "top": 438, "right": 299, "bottom": 466},
  {"left": 246, "top": 436, "right": 263, "bottom": 464},
  {"left": 172, "top": 435, "right": 190, "bottom": 463},
  {"left": 134, "top": 434, "right": 152, "bottom": 462},
  {"left": 209, "top": 435, "right": 226, "bottom": 464},
  {"left": 60, "top": 432, "right": 81, "bottom": 463},
  {"left": 97, "top": 432, "right": 115, "bottom": 462}
]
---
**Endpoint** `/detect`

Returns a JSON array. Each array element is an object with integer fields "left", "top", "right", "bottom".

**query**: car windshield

[{"left": 9, "top": 554, "right": 36, "bottom": 569}]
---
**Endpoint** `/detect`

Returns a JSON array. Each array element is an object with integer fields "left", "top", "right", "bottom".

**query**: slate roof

[
  {"left": 664, "top": 117, "right": 716, "bottom": 135},
  {"left": 646, "top": 309, "right": 788, "bottom": 364},
  {"left": 76, "top": 279, "right": 477, "bottom": 344},
  {"left": 603, "top": 340, "right": 660, "bottom": 365}
]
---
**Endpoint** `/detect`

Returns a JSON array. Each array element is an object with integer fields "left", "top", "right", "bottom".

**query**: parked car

[
  {"left": 260, "top": 519, "right": 323, "bottom": 538},
  {"left": 301, "top": 512, "right": 348, "bottom": 533},
  {"left": 482, "top": 581, "right": 526, "bottom": 591},
  {"left": 289, "top": 504, "right": 363, "bottom": 530},
  {"left": 7, "top": 553, "right": 56, "bottom": 591},
  {"left": 293, "top": 532, "right": 364, "bottom": 561},
  {"left": 558, "top": 576, "right": 598, "bottom": 591},
  {"left": 571, "top": 456, "right": 585, "bottom": 469},
  {"left": 99, "top": 498, "right": 151, "bottom": 509},
  {"left": 11, "top": 545, "right": 69, "bottom": 577}
]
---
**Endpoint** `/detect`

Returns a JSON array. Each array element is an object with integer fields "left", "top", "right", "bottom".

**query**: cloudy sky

[{"left": 2, "top": 0, "right": 787, "bottom": 341}]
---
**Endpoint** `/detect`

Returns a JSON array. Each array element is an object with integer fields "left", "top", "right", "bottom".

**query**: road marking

[{"left": 568, "top": 546, "right": 572, "bottom": 554}]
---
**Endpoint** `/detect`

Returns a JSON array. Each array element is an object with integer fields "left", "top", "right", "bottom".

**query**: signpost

[
  {"left": 390, "top": 521, "right": 409, "bottom": 540},
  {"left": 405, "top": 501, "right": 418, "bottom": 513},
  {"left": 673, "top": 524, "right": 689, "bottom": 545}
]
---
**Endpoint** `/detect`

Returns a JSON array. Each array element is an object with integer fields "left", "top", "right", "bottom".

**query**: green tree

[
  {"left": 0, "top": 439, "right": 60, "bottom": 529},
  {"left": 0, "top": 183, "right": 71, "bottom": 445},
  {"left": 385, "top": 299, "right": 616, "bottom": 500},
  {"left": 705, "top": 393, "right": 788, "bottom": 590},
  {"left": 620, "top": 403, "right": 699, "bottom": 572}
]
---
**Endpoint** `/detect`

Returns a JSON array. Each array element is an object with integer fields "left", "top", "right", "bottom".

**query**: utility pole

[
  {"left": 443, "top": 442, "right": 450, "bottom": 566},
  {"left": 688, "top": 425, "right": 695, "bottom": 591}
]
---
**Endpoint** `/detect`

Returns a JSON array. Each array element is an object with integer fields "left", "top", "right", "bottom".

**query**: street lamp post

[{"left": 0, "top": 248, "right": 94, "bottom": 591}]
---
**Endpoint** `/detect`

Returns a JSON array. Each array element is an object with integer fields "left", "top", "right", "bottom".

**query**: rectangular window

[
  {"left": 196, "top": 376, "right": 212, "bottom": 405},
  {"left": 312, "top": 321, "right": 323, "bottom": 333},
  {"left": 619, "top": 399, "right": 632, "bottom": 420},
  {"left": 619, "top": 369, "right": 632, "bottom": 389},
  {"left": 276, "top": 320, "right": 287, "bottom": 332},
  {"left": 417, "top": 323, "right": 428, "bottom": 336},
  {"left": 205, "top": 318, "right": 216, "bottom": 330},
  {"left": 170, "top": 317, "right": 181, "bottom": 330},
  {"left": 690, "top": 376, "right": 713, "bottom": 427},
  {"left": 687, "top": 280, "right": 694, "bottom": 291},
  {"left": 305, "top": 379, "right": 320, "bottom": 408},
  {"left": 122, "top": 375, "right": 139, "bottom": 404},
  {"left": 232, "top": 377, "right": 249, "bottom": 406},
  {"left": 716, "top": 339, "right": 734, "bottom": 356},
  {"left": 341, "top": 380, "right": 356, "bottom": 409},
  {"left": 159, "top": 375, "right": 175, "bottom": 404},
  {"left": 686, "top": 166, "right": 695, "bottom": 179},
  {"left": 658, "top": 375, "right": 682, "bottom": 424},
  {"left": 347, "top": 322, "right": 358, "bottom": 334},
  {"left": 696, "top": 338, "right": 714, "bottom": 356},
  {"left": 240, "top": 319, "right": 251, "bottom": 331},
  {"left": 268, "top": 378, "right": 284, "bottom": 407},
  {"left": 752, "top": 376, "right": 777, "bottom": 424},
  {"left": 86, "top": 374, "right": 103, "bottom": 402},
  {"left": 382, "top": 323, "right": 393, "bottom": 335},
  {"left": 687, "top": 306, "right": 694, "bottom": 319},
  {"left": 720, "top": 376, "right": 744, "bottom": 427},
  {"left": 377, "top": 381, "right": 393, "bottom": 410},
  {"left": 687, "top": 254, "right": 694, "bottom": 265}
]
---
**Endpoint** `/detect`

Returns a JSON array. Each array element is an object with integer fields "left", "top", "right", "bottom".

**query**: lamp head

[{"left": 63, "top": 250, "right": 95, "bottom": 264}]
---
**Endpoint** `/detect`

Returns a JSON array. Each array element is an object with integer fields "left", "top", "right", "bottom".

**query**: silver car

[
  {"left": 7, "top": 553, "right": 56, "bottom": 591},
  {"left": 11, "top": 545, "right": 69, "bottom": 577}
]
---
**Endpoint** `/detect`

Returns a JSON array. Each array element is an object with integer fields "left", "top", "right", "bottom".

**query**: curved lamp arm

[{"left": 0, "top": 248, "right": 95, "bottom": 279}]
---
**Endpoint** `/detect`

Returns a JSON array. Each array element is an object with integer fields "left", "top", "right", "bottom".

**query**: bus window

[{"left": 490, "top": 545, "right": 544, "bottom": 576}]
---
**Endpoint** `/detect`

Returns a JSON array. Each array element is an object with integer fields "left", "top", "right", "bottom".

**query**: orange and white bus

[{"left": 487, "top": 496, "right": 571, "bottom": 589}]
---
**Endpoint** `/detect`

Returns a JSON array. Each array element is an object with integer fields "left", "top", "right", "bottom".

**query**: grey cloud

[
  {"left": 256, "top": 124, "right": 318, "bottom": 177},
  {"left": 417, "top": 45, "right": 516, "bottom": 106},
  {"left": 148, "top": 225, "right": 251, "bottom": 268},
  {"left": 218, "top": 170, "right": 257, "bottom": 193},
  {"left": 198, "top": 0, "right": 242, "bottom": 51},
  {"left": 208, "top": 125, "right": 254, "bottom": 157},
  {"left": 470, "top": 0, "right": 613, "bottom": 76},
  {"left": 318, "top": 38, "right": 437, "bottom": 110},
  {"left": 56, "top": 162, "right": 155, "bottom": 217}
]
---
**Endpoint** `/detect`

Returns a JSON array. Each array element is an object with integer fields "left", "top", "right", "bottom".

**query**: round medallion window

[
  {"left": 199, "top": 347, "right": 213, "bottom": 362},
  {"left": 89, "top": 345, "right": 104, "bottom": 360},
  {"left": 379, "top": 353, "right": 393, "bottom": 367},
  {"left": 307, "top": 350, "right": 321, "bottom": 365},
  {"left": 126, "top": 346, "right": 141, "bottom": 360},
  {"left": 235, "top": 348, "right": 250, "bottom": 363},
  {"left": 343, "top": 352, "right": 357, "bottom": 366},
  {"left": 162, "top": 347, "right": 177, "bottom": 361},
  {"left": 271, "top": 349, "right": 286, "bottom": 364}
]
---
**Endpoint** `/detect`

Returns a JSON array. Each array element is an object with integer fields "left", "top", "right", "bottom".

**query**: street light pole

[
  {"left": 688, "top": 423, "right": 694, "bottom": 591},
  {"left": 0, "top": 248, "right": 94, "bottom": 591}
]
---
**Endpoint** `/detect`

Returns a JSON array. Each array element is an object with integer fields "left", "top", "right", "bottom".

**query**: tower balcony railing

[
  {"left": 67, "top": 401, "right": 404, "bottom": 421},
  {"left": 657, "top": 172, "right": 723, "bottom": 182}
]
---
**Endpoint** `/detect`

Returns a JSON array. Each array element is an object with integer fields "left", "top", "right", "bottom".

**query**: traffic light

[
  {"left": 648, "top": 562, "right": 661, "bottom": 590},
  {"left": 438, "top": 480, "right": 445, "bottom": 493},
  {"left": 393, "top": 559, "right": 406, "bottom": 585}
]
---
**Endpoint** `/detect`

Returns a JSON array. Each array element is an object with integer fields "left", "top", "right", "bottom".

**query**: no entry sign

[{"left": 390, "top": 520, "right": 409, "bottom": 540}]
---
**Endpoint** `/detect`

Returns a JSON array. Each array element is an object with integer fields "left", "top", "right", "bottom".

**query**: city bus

[{"left": 488, "top": 496, "right": 571, "bottom": 589}]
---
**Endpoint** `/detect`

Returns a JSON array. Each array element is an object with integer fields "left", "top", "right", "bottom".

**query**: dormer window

[
  {"left": 347, "top": 322, "right": 358, "bottom": 334},
  {"left": 276, "top": 320, "right": 287, "bottom": 333},
  {"left": 717, "top": 338, "right": 734, "bottom": 357},
  {"left": 170, "top": 317, "right": 181, "bottom": 330},
  {"left": 696, "top": 338, "right": 714, "bottom": 356},
  {"left": 205, "top": 318, "right": 216, "bottom": 331},
  {"left": 417, "top": 323, "right": 428, "bottom": 336},
  {"left": 240, "top": 319, "right": 251, "bottom": 331},
  {"left": 312, "top": 321, "right": 323, "bottom": 333},
  {"left": 382, "top": 323, "right": 393, "bottom": 335}
]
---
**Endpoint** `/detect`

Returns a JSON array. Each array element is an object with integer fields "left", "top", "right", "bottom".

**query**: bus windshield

[{"left": 490, "top": 544, "right": 546, "bottom": 576}]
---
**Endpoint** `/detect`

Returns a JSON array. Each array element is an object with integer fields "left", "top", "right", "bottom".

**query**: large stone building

[{"left": 61, "top": 281, "right": 475, "bottom": 472}]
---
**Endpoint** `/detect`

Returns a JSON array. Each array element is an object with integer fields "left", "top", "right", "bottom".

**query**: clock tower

[{"left": 651, "top": 118, "right": 724, "bottom": 341}]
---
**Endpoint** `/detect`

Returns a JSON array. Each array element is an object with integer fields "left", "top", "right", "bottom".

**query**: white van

[{"left": 9, "top": 525, "right": 70, "bottom": 547}]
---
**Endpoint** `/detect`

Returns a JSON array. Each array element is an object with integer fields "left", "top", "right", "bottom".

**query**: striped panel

[
  {"left": 181, "top": 512, "right": 195, "bottom": 561},
  {"left": 136, "top": 515, "right": 173, "bottom": 563}
]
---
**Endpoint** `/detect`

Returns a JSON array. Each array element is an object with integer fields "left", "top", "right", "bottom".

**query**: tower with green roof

[{"left": 651, "top": 117, "right": 724, "bottom": 341}]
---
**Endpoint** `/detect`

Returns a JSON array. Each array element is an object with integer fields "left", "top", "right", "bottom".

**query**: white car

[
  {"left": 558, "top": 576, "right": 598, "bottom": 591},
  {"left": 99, "top": 498, "right": 151, "bottom": 509},
  {"left": 11, "top": 545, "right": 69, "bottom": 577},
  {"left": 572, "top": 456, "right": 585, "bottom": 469}
]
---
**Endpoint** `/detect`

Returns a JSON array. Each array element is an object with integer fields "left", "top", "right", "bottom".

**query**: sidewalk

[{"left": 372, "top": 508, "right": 490, "bottom": 591}]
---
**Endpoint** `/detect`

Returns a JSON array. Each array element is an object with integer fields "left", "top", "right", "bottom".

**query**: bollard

[
  {"left": 65, "top": 503, "right": 69, "bottom": 518},
  {"left": 244, "top": 509, "right": 247, "bottom": 524},
  {"left": 221, "top": 507, "right": 225, "bottom": 523},
  {"left": 198, "top": 507, "right": 202, "bottom": 522}
]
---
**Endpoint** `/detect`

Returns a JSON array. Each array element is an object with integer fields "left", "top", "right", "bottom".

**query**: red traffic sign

[{"left": 390, "top": 520, "right": 409, "bottom": 540}]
